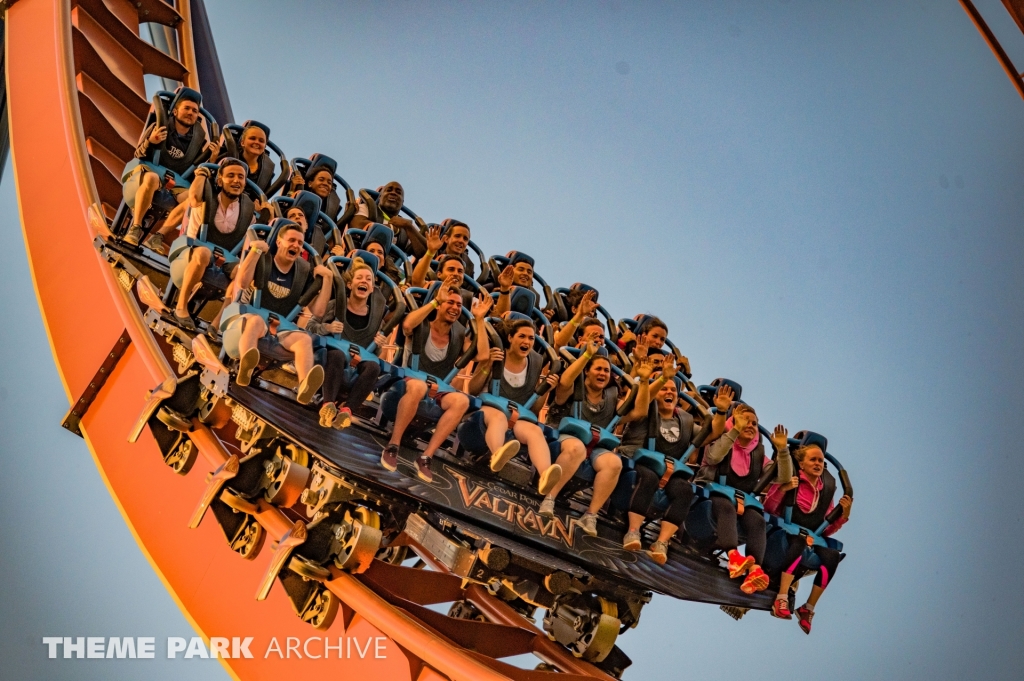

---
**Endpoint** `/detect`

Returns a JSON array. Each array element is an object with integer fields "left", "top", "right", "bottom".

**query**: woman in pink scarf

[
  {"left": 763, "top": 444, "right": 852, "bottom": 634},
  {"left": 696, "top": 404, "right": 791, "bottom": 595}
]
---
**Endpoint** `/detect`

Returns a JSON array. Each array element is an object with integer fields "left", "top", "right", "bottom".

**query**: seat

[
  {"left": 271, "top": 190, "right": 341, "bottom": 256},
  {"left": 487, "top": 251, "right": 566, "bottom": 322},
  {"left": 343, "top": 223, "right": 413, "bottom": 284}
]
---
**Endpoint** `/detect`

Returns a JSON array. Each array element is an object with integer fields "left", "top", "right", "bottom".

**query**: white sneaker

[
  {"left": 578, "top": 512, "right": 598, "bottom": 537},
  {"left": 538, "top": 497, "right": 555, "bottom": 519}
]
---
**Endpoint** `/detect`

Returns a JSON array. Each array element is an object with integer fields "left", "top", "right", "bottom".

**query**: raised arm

[
  {"left": 554, "top": 338, "right": 600, "bottom": 405},
  {"left": 769, "top": 425, "right": 792, "bottom": 483},
  {"left": 620, "top": 357, "right": 655, "bottom": 423},
  {"left": 412, "top": 225, "right": 444, "bottom": 288},
  {"left": 553, "top": 290, "right": 598, "bottom": 349},
  {"left": 703, "top": 407, "right": 754, "bottom": 467},
  {"left": 233, "top": 241, "right": 270, "bottom": 294},
  {"left": 493, "top": 265, "right": 515, "bottom": 316},
  {"left": 470, "top": 293, "right": 494, "bottom": 361},
  {"left": 306, "top": 264, "right": 334, "bottom": 319},
  {"left": 401, "top": 274, "right": 460, "bottom": 336}
]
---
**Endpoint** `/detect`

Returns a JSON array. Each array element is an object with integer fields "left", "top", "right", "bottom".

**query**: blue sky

[{"left": 1, "top": 1, "right": 1022, "bottom": 679}]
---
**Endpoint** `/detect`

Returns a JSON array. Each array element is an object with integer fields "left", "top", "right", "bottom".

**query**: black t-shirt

[
  {"left": 162, "top": 127, "right": 194, "bottom": 174},
  {"left": 346, "top": 308, "right": 370, "bottom": 331}
]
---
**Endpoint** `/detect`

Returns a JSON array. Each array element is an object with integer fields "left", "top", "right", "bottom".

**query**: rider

[
  {"left": 412, "top": 225, "right": 469, "bottom": 288},
  {"left": 168, "top": 159, "right": 255, "bottom": 329},
  {"left": 306, "top": 257, "right": 390, "bottom": 430},
  {"left": 762, "top": 443, "right": 852, "bottom": 633},
  {"left": 554, "top": 289, "right": 600, "bottom": 349},
  {"left": 619, "top": 371, "right": 732, "bottom": 563},
  {"left": 351, "top": 181, "right": 427, "bottom": 258},
  {"left": 290, "top": 159, "right": 341, "bottom": 222},
  {"left": 380, "top": 275, "right": 492, "bottom": 483},
  {"left": 695, "top": 406, "right": 791, "bottom": 595},
  {"left": 222, "top": 221, "right": 332, "bottom": 404},
  {"left": 467, "top": 318, "right": 563, "bottom": 495},
  {"left": 494, "top": 252, "right": 538, "bottom": 316},
  {"left": 123, "top": 89, "right": 219, "bottom": 247},
  {"left": 544, "top": 342, "right": 654, "bottom": 535},
  {"left": 438, "top": 219, "right": 475, "bottom": 277},
  {"left": 234, "top": 121, "right": 276, "bottom": 193}
]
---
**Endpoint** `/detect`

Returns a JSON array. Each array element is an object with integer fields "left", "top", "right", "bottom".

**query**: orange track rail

[{"left": 6, "top": 2, "right": 616, "bottom": 680}]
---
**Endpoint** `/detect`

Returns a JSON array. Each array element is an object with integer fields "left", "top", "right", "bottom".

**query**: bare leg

[
  {"left": 131, "top": 172, "right": 161, "bottom": 228},
  {"left": 481, "top": 406, "right": 509, "bottom": 454},
  {"left": 390, "top": 379, "right": 428, "bottom": 446},
  {"left": 806, "top": 584, "right": 825, "bottom": 608},
  {"left": 237, "top": 315, "right": 266, "bottom": 357},
  {"left": 545, "top": 438, "right": 585, "bottom": 499},
  {"left": 627, "top": 512, "right": 645, "bottom": 533},
  {"left": 776, "top": 572, "right": 796, "bottom": 603},
  {"left": 422, "top": 392, "right": 470, "bottom": 457},
  {"left": 175, "top": 246, "right": 211, "bottom": 316},
  {"left": 513, "top": 420, "right": 551, "bottom": 472},
  {"left": 158, "top": 195, "right": 189, "bottom": 237},
  {"left": 279, "top": 332, "right": 315, "bottom": 381},
  {"left": 656, "top": 520, "right": 680, "bottom": 544},
  {"left": 587, "top": 451, "right": 623, "bottom": 515}
]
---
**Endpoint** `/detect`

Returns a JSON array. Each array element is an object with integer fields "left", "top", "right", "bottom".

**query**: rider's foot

[
  {"left": 296, "top": 365, "right": 324, "bottom": 405},
  {"left": 740, "top": 566, "right": 769, "bottom": 594},
  {"left": 578, "top": 512, "right": 598, "bottom": 537},
  {"left": 173, "top": 310, "right": 197, "bottom": 331},
  {"left": 236, "top": 348, "right": 260, "bottom": 387},
  {"left": 143, "top": 232, "right": 168, "bottom": 255},
  {"left": 623, "top": 530, "right": 642, "bottom": 552},
  {"left": 123, "top": 224, "right": 144, "bottom": 246},
  {"left": 380, "top": 444, "right": 399, "bottom": 472},
  {"left": 415, "top": 454, "right": 434, "bottom": 483},
  {"left": 319, "top": 402, "right": 338, "bottom": 428},
  {"left": 649, "top": 541, "right": 669, "bottom": 565},
  {"left": 727, "top": 549, "right": 754, "bottom": 579},
  {"left": 772, "top": 597, "right": 793, "bottom": 619},
  {"left": 490, "top": 439, "right": 520, "bottom": 472},
  {"left": 796, "top": 604, "right": 815, "bottom": 634},
  {"left": 537, "top": 464, "right": 562, "bottom": 496},
  {"left": 333, "top": 406, "right": 352, "bottom": 430}
]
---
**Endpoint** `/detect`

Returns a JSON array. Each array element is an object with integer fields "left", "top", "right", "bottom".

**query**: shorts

[
  {"left": 221, "top": 314, "right": 303, "bottom": 361},
  {"left": 122, "top": 164, "right": 186, "bottom": 209},
  {"left": 169, "top": 245, "right": 237, "bottom": 289},
  {"left": 557, "top": 432, "right": 617, "bottom": 467}
]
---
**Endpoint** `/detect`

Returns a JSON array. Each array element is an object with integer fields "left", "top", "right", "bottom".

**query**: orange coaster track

[{"left": 6, "top": 1, "right": 615, "bottom": 679}]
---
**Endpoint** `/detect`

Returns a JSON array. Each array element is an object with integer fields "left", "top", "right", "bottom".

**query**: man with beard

[
  {"left": 352, "top": 181, "right": 427, "bottom": 258},
  {"left": 222, "top": 222, "right": 332, "bottom": 404},
  {"left": 123, "top": 89, "right": 220, "bottom": 246},
  {"left": 380, "top": 275, "right": 492, "bottom": 483},
  {"left": 168, "top": 158, "right": 255, "bottom": 329}
]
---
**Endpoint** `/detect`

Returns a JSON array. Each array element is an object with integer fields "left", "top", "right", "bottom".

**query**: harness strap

[
  {"left": 584, "top": 426, "right": 602, "bottom": 456},
  {"left": 426, "top": 377, "right": 439, "bottom": 400},
  {"left": 657, "top": 458, "right": 675, "bottom": 490},
  {"left": 735, "top": 489, "right": 745, "bottom": 516},
  {"left": 507, "top": 404, "right": 519, "bottom": 429}
]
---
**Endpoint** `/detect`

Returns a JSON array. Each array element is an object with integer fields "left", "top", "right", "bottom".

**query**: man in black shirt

[
  {"left": 221, "top": 222, "right": 332, "bottom": 404},
  {"left": 123, "top": 89, "right": 220, "bottom": 246},
  {"left": 351, "top": 181, "right": 427, "bottom": 258}
]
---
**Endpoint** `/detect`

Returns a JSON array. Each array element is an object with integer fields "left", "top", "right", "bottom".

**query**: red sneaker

[
  {"left": 740, "top": 566, "right": 769, "bottom": 594},
  {"left": 796, "top": 605, "right": 815, "bottom": 634},
  {"left": 771, "top": 597, "right": 792, "bottom": 619},
  {"left": 727, "top": 549, "right": 754, "bottom": 579},
  {"left": 415, "top": 455, "right": 434, "bottom": 483}
]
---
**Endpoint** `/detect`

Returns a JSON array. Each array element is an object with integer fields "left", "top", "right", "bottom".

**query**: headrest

[
  {"left": 570, "top": 282, "right": 599, "bottom": 300},
  {"left": 793, "top": 430, "right": 828, "bottom": 453},
  {"left": 508, "top": 287, "right": 537, "bottom": 314},
  {"left": 508, "top": 251, "right": 535, "bottom": 268},
  {"left": 503, "top": 311, "right": 533, "bottom": 322},
  {"left": 698, "top": 378, "right": 743, "bottom": 407},
  {"left": 364, "top": 223, "right": 394, "bottom": 252},
  {"left": 286, "top": 191, "right": 321, "bottom": 241},
  {"left": 241, "top": 119, "right": 270, "bottom": 137},
  {"left": 170, "top": 87, "right": 202, "bottom": 109},
  {"left": 348, "top": 251, "right": 380, "bottom": 275},
  {"left": 305, "top": 153, "right": 337, "bottom": 181}
]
